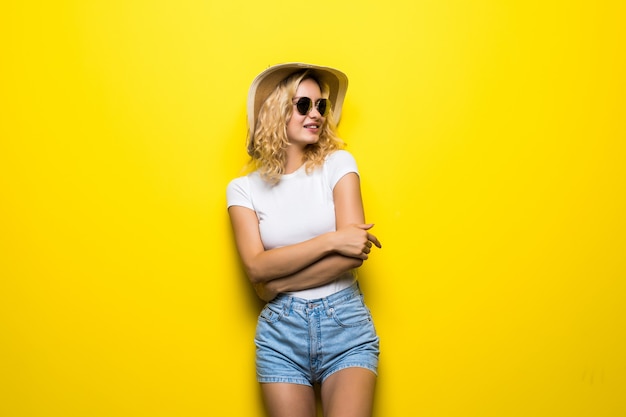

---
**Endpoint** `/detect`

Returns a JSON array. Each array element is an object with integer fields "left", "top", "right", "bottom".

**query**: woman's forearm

[
  {"left": 255, "top": 254, "right": 363, "bottom": 301},
  {"left": 244, "top": 232, "right": 336, "bottom": 284},
  {"left": 229, "top": 206, "right": 375, "bottom": 285}
]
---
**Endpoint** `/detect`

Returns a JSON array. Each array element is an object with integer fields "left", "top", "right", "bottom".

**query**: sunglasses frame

[{"left": 292, "top": 97, "right": 330, "bottom": 117}]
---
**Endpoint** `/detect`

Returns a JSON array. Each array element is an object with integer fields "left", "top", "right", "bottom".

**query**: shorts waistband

[{"left": 271, "top": 281, "right": 361, "bottom": 312}]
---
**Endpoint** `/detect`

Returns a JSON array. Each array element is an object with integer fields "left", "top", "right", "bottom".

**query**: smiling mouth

[{"left": 304, "top": 124, "right": 319, "bottom": 129}]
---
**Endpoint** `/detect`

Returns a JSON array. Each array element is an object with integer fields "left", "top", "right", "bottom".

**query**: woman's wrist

[{"left": 325, "top": 230, "right": 341, "bottom": 254}]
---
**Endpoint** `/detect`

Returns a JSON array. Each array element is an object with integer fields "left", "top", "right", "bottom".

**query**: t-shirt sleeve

[
  {"left": 226, "top": 176, "right": 254, "bottom": 210},
  {"left": 326, "top": 150, "right": 359, "bottom": 189}
]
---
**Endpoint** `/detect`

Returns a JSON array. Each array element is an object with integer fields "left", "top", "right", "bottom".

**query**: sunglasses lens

[
  {"left": 317, "top": 99, "right": 329, "bottom": 116},
  {"left": 296, "top": 97, "right": 312, "bottom": 115},
  {"left": 294, "top": 97, "right": 330, "bottom": 117}
]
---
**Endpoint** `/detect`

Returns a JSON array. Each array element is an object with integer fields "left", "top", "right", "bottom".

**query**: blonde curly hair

[{"left": 247, "top": 70, "right": 345, "bottom": 185}]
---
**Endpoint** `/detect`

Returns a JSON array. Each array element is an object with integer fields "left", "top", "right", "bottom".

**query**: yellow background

[{"left": 1, "top": 1, "right": 625, "bottom": 416}]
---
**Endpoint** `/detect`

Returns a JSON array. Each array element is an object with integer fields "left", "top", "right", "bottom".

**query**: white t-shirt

[{"left": 226, "top": 150, "right": 359, "bottom": 299}]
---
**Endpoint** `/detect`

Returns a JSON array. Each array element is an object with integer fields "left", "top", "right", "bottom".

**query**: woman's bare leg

[
  {"left": 321, "top": 368, "right": 376, "bottom": 417},
  {"left": 261, "top": 383, "right": 316, "bottom": 417}
]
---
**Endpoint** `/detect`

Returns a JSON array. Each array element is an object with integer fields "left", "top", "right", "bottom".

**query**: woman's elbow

[
  {"left": 245, "top": 264, "right": 267, "bottom": 285},
  {"left": 254, "top": 281, "right": 279, "bottom": 302},
  {"left": 246, "top": 269, "right": 261, "bottom": 285}
]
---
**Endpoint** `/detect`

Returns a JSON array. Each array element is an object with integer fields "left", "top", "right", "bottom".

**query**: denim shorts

[{"left": 254, "top": 282, "right": 380, "bottom": 386}]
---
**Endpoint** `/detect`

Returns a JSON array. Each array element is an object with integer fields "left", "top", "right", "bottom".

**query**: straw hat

[{"left": 247, "top": 63, "right": 348, "bottom": 155}]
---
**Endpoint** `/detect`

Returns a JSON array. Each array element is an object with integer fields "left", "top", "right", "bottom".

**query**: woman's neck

[{"left": 284, "top": 146, "right": 305, "bottom": 174}]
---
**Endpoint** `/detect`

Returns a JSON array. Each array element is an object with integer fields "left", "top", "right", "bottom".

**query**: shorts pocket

[
  {"left": 258, "top": 302, "right": 284, "bottom": 323},
  {"left": 330, "top": 295, "right": 372, "bottom": 328}
]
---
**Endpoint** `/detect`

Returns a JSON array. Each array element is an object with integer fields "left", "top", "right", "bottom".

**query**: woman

[{"left": 227, "top": 63, "right": 381, "bottom": 417}]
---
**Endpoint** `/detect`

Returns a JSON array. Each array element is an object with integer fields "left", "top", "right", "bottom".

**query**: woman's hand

[{"left": 332, "top": 223, "right": 382, "bottom": 259}]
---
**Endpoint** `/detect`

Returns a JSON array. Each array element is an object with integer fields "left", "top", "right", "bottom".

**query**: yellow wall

[{"left": 1, "top": 1, "right": 625, "bottom": 416}]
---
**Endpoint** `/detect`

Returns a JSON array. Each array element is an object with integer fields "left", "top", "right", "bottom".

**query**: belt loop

[
  {"left": 322, "top": 298, "right": 332, "bottom": 317},
  {"left": 283, "top": 297, "right": 292, "bottom": 317}
]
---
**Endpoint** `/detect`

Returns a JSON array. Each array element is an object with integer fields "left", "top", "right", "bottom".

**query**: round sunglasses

[{"left": 292, "top": 97, "right": 330, "bottom": 117}]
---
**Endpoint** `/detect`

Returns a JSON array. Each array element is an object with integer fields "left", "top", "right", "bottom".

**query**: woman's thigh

[
  {"left": 321, "top": 367, "right": 376, "bottom": 417},
  {"left": 261, "top": 383, "right": 316, "bottom": 417}
]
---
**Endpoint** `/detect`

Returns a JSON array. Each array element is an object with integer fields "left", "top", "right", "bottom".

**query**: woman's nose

[{"left": 308, "top": 107, "right": 321, "bottom": 118}]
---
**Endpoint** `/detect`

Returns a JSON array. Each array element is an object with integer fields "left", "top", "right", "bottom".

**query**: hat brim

[{"left": 247, "top": 63, "right": 348, "bottom": 148}]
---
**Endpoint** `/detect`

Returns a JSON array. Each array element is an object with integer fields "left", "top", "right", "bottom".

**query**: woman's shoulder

[
  {"left": 226, "top": 175, "right": 242, "bottom": 188},
  {"left": 325, "top": 149, "right": 357, "bottom": 168},
  {"left": 226, "top": 171, "right": 258, "bottom": 192},
  {"left": 326, "top": 149, "right": 356, "bottom": 163},
  {"left": 226, "top": 172, "right": 263, "bottom": 209},
  {"left": 322, "top": 149, "right": 359, "bottom": 187},
  {"left": 226, "top": 175, "right": 247, "bottom": 197}
]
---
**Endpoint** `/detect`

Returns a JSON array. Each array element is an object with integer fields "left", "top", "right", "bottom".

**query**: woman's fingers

[
  {"left": 367, "top": 233, "right": 382, "bottom": 248},
  {"left": 354, "top": 223, "right": 382, "bottom": 248},
  {"left": 335, "top": 223, "right": 382, "bottom": 258}
]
